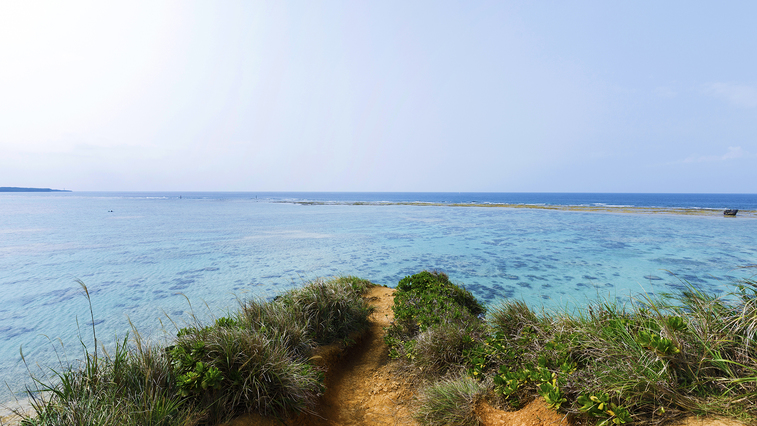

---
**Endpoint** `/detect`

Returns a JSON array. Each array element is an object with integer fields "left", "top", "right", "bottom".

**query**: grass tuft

[{"left": 414, "top": 375, "right": 487, "bottom": 426}]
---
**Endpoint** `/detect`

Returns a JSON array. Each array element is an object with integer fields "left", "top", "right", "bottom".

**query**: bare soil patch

[{"left": 476, "top": 399, "right": 572, "bottom": 426}]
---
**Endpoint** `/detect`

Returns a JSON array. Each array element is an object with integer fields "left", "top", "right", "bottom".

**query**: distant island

[{"left": 0, "top": 187, "right": 71, "bottom": 192}]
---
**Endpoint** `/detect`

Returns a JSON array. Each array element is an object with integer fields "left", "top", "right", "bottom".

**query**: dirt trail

[
  {"left": 311, "top": 285, "right": 415, "bottom": 425},
  {"left": 228, "top": 285, "right": 416, "bottom": 426}
]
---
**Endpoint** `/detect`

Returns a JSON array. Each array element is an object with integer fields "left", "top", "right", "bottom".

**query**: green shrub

[
  {"left": 577, "top": 392, "right": 632, "bottom": 426},
  {"left": 277, "top": 277, "right": 373, "bottom": 345},
  {"left": 169, "top": 326, "right": 323, "bottom": 420},
  {"left": 239, "top": 298, "right": 314, "bottom": 358},
  {"left": 396, "top": 271, "right": 484, "bottom": 318},
  {"left": 165, "top": 276, "right": 374, "bottom": 420},
  {"left": 414, "top": 375, "right": 487, "bottom": 426},
  {"left": 414, "top": 320, "right": 484, "bottom": 374},
  {"left": 386, "top": 271, "right": 485, "bottom": 366},
  {"left": 488, "top": 300, "right": 540, "bottom": 339}
]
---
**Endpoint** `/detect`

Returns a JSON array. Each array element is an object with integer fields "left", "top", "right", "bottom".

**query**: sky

[{"left": 1, "top": 1, "right": 755, "bottom": 193}]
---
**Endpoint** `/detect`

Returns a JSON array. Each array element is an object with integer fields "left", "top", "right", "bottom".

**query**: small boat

[{"left": 723, "top": 209, "right": 738, "bottom": 216}]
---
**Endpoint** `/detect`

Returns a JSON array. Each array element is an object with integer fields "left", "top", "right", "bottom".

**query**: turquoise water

[{"left": 1, "top": 192, "right": 756, "bottom": 400}]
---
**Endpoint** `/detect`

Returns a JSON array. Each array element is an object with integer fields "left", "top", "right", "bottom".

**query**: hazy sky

[{"left": 1, "top": 1, "right": 755, "bottom": 192}]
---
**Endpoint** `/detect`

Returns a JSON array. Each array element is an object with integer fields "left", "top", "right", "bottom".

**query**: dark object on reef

[{"left": 723, "top": 209, "right": 738, "bottom": 216}]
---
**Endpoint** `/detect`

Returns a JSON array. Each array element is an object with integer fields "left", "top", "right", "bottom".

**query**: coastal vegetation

[
  {"left": 16, "top": 271, "right": 757, "bottom": 425},
  {"left": 390, "top": 271, "right": 757, "bottom": 425}
]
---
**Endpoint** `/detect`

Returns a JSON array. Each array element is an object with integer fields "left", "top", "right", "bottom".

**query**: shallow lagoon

[{"left": 1, "top": 192, "right": 756, "bottom": 400}]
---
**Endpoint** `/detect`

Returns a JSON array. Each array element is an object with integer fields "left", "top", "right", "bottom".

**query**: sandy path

[
  {"left": 228, "top": 285, "right": 416, "bottom": 426},
  {"left": 312, "top": 285, "right": 415, "bottom": 426}
]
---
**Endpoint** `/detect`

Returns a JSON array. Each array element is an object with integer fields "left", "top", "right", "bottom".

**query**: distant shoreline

[
  {"left": 281, "top": 200, "right": 757, "bottom": 218},
  {"left": 0, "top": 187, "right": 71, "bottom": 192}
]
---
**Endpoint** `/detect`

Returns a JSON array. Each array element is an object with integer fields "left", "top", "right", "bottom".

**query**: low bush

[
  {"left": 385, "top": 271, "right": 485, "bottom": 370},
  {"left": 238, "top": 298, "right": 314, "bottom": 358},
  {"left": 414, "top": 375, "right": 487, "bottom": 426},
  {"left": 276, "top": 276, "right": 373, "bottom": 345},
  {"left": 414, "top": 320, "right": 484, "bottom": 375},
  {"left": 169, "top": 326, "right": 322, "bottom": 421}
]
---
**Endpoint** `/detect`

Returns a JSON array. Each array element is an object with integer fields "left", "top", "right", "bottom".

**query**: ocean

[{"left": 1, "top": 192, "right": 756, "bottom": 401}]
